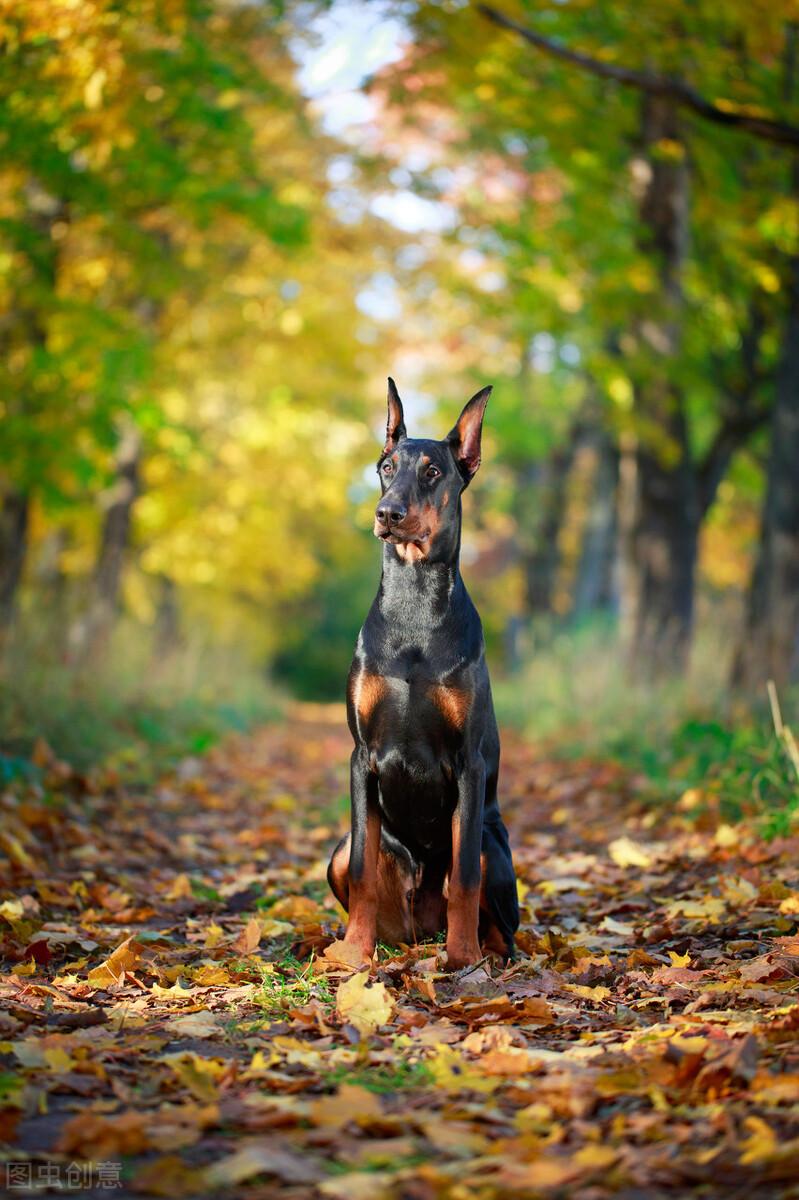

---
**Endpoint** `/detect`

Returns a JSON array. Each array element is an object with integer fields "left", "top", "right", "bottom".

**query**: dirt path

[{"left": 2, "top": 709, "right": 799, "bottom": 1198}]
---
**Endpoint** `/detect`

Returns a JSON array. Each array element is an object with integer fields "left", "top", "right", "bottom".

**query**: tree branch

[
  {"left": 478, "top": 5, "right": 799, "bottom": 149},
  {"left": 697, "top": 405, "right": 771, "bottom": 518},
  {"left": 696, "top": 303, "right": 771, "bottom": 516}
]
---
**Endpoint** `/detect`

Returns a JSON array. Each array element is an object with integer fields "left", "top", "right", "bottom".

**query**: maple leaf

[
  {"left": 231, "top": 916, "right": 261, "bottom": 955},
  {"left": 57, "top": 1110, "right": 151, "bottom": 1158},
  {"left": 308, "top": 1084, "right": 383, "bottom": 1128},
  {"left": 322, "top": 939, "right": 373, "bottom": 969},
  {"left": 335, "top": 970, "right": 394, "bottom": 1034},
  {"left": 87, "top": 935, "right": 143, "bottom": 987},
  {"left": 205, "top": 1142, "right": 322, "bottom": 1187},
  {"left": 608, "top": 836, "right": 653, "bottom": 869}
]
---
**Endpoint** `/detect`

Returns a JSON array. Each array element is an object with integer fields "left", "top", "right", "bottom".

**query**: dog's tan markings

[
  {"left": 421, "top": 454, "right": 431, "bottom": 465},
  {"left": 429, "top": 683, "right": 471, "bottom": 728},
  {"left": 446, "top": 809, "right": 482, "bottom": 968},
  {"left": 396, "top": 540, "right": 425, "bottom": 564},
  {"left": 352, "top": 670, "right": 387, "bottom": 721},
  {"left": 422, "top": 502, "right": 441, "bottom": 544}
]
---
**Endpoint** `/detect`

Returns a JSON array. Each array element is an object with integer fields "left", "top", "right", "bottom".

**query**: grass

[
  {"left": 0, "top": 616, "right": 282, "bottom": 780},
  {"left": 493, "top": 608, "right": 799, "bottom": 833},
  {"left": 322, "top": 1059, "right": 433, "bottom": 1094},
  {"left": 253, "top": 952, "right": 334, "bottom": 1016}
]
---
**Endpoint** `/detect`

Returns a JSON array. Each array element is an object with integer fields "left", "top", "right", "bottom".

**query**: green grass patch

[
  {"left": 253, "top": 952, "right": 334, "bottom": 1016},
  {"left": 322, "top": 1059, "right": 433, "bottom": 1094},
  {"left": 493, "top": 611, "right": 799, "bottom": 833},
  {"left": 0, "top": 617, "right": 282, "bottom": 780}
]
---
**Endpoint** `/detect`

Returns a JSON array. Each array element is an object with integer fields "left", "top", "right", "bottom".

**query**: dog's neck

[{"left": 378, "top": 509, "right": 463, "bottom": 622}]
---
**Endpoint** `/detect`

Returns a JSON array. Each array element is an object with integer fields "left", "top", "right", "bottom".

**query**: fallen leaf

[
  {"left": 205, "top": 1142, "right": 322, "bottom": 1186},
  {"left": 57, "top": 1110, "right": 151, "bottom": 1157},
  {"left": 309, "top": 1084, "right": 383, "bottom": 1128},
  {"left": 335, "top": 970, "right": 394, "bottom": 1034},
  {"left": 608, "top": 836, "right": 653, "bottom": 869},
  {"left": 87, "top": 936, "right": 143, "bottom": 987}
]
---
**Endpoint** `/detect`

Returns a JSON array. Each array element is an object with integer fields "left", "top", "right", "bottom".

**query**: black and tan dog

[{"left": 328, "top": 380, "right": 518, "bottom": 968}]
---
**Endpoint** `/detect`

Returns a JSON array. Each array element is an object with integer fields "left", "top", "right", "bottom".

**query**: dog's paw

[{"left": 445, "top": 942, "right": 483, "bottom": 972}]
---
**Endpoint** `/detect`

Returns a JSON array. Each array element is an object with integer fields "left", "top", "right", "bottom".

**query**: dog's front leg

[
  {"left": 447, "top": 758, "right": 485, "bottom": 970},
  {"left": 343, "top": 748, "right": 381, "bottom": 962}
]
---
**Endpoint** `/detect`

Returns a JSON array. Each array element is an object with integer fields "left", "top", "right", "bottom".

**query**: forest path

[{"left": 2, "top": 709, "right": 799, "bottom": 1197}]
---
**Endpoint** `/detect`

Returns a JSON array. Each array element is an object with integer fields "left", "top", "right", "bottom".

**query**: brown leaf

[
  {"left": 87, "top": 936, "right": 143, "bottom": 988},
  {"left": 57, "top": 1110, "right": 151, "bottom": 1158}
]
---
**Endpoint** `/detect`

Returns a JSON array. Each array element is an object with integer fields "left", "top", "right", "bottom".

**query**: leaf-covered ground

[{"left": 2, "top": 708, "right": 799, "bottom": 1198}]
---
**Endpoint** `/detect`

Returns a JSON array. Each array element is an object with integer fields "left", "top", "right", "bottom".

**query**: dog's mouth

[{"left": 374, "top": 523, "right": 429, "bottom": 547}]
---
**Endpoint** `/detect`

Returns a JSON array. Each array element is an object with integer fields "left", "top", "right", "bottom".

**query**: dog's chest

[{"left": 353, "top": 662, "right": 471, "bottom": 742}]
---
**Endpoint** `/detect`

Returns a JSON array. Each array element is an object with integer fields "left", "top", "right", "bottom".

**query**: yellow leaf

[
  {"left": 714, "top": 824, "right": 739, "bottom": 848},
  {"left": 322, "top": 939, "right": 372, "bottom": 970},
  {"left": 572, "top": 1144, "right": 618, "bottom": 1170},
  {"left": 258, "top": 918, "right": 294, "bottom": 938},
  {"left": 564, "top": 985, "right": 612, "bottom": 1003},
  {"left": 608, "top": 837, "right": 652, "bottom": 869},
  {"left": 722, "top": 876, "right": 758, "bottom": 905},
  {"left": 203, "top": 923, "right": 226, "bottom": 950},
  {"left": 426, "top": 1044, "right": 498, "bottom": 1094},
  {"left": 168, "top": 1012, "right": 220, "bottom": 1039},
  {"left": 164, "top": 1054, "right": 222, "bottom": 1103},
  {"left": 667, "top": 897, "right": 726, "bottom": 923},
  {"left": 84, "top": 67, "right": 107, "bottom": 110},
  {"left": 335, "top": 971, "right": 394, "bottom": 1034},
  {"left": 740, "top": 1116, "right": 778, "bottom": 1164},
  {"left": 231, "top": 916, "right": 261, "bottom": 955},
  {"left": 191, "top": 963, "right": 235, "bottom": 986},
  {"left": 600, "top": 916, "right": 634, "bottom": 936},
  {"left": 244, "top": 1049, "right": 279, "bottom": 1074},
  {"left": 164, "top": 874, "right": 194, "bottom": 901},
  {"left": 88, "top": 936, "right": 143, "bottom": 987},
  {"left": 309, "top": 1084, "right": 382, "bottom": 1128},
  {"left": 43, "top": 1047, "right": 75, "bottom": 1073},
  {"left": 151, "top": 980, "right": 194, "bottom": 999},
  {"left": 668, "top": 951, "right": 691, "bottom": 968},
  {"left": 205, "top": 1144, "right": 315, "bottom": 1188}
]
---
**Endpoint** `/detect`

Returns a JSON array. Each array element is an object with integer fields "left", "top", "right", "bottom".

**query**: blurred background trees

[{"left": 1, "top": 0, "right": 798, "bottom": 791}]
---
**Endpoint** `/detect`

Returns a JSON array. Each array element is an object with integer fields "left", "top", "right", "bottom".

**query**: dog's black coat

[{"left": 328, "top": 380, "right": 519, "bottom": 964}]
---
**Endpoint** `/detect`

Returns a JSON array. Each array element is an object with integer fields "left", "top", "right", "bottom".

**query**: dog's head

[{"left": 373, "top": 378, "right": 491, "bottom": 564}]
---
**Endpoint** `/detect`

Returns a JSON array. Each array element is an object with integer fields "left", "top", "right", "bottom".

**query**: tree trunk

[
  {"left": 70, "top": 424, "right": 141, "bottom": 663},
  {"left": 517, "top": 426, "right": 583, "bottom": 617},
  {"left": 731, "top": 251, "right": 799, "bottom": 692},
  {"left": 571, "top": 429, "right": 618, "bottom": 618},
  {"left": 621, "top": 95, "right": 698, "bottom": 675},
  {"left": 154, "top": 574, "right": 181, "bottom": 659},
  {"left": 0, "top": 489, "right": 30, "bottom": 634}
]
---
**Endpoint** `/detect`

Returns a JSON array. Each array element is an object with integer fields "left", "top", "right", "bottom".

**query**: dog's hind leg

[{"left": 479, "top": 818, "right": 519, "bottom": 959}]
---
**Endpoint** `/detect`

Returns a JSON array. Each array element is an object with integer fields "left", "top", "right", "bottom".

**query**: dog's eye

[
  {"left": 425, "top": 465, "right": 441, "bottom": 480},
  {"left": 381, "top": 461, "right": 394, "bottom": 476}
]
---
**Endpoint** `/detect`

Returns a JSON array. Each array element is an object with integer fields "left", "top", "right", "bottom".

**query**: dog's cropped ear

[
  {"left": 384, "top": 377, "right": 406, "bottom": 454},
  {"left": 448, "top": 386, "right": 492, "bottom": 483}
]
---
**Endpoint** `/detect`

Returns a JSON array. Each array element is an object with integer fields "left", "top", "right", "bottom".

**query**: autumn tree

[
  {"left": 0, "top": 0, "right": 390, "bottom": 660},
  {"left": 377, "top": 0, "right": 797, "bottom": 674}
]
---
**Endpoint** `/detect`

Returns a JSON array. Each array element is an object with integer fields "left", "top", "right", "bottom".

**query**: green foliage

[
  {"left": 494, "top": 612, "right": 799, "bottom": 830},
  {"left": 254, "top": 953, "right": 334, "bottom": 1017},
  {"left": 322, "top": 1058, "right": 433, "bottom": 1095},
  {"left": 0, "top": 617, "right": 281, "bottom": 776}
]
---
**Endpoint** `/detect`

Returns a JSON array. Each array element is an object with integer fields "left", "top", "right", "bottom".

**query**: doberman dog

[{"left": 327, "top": 379, "right": 519, "bottom": 968}]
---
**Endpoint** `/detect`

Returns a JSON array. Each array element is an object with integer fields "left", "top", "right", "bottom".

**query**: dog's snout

[{"left": 376, "top": 502, "right": 407, "bottom": 527}]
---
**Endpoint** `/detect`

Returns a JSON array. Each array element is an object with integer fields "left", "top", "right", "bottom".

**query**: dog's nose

[{"left": 376, "top": 502, "right": 407, "bottom": 526}]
